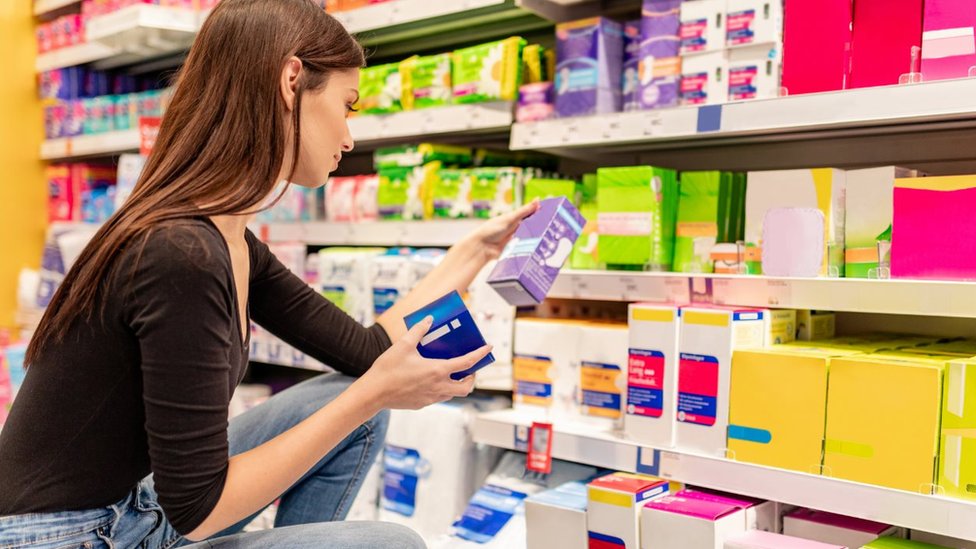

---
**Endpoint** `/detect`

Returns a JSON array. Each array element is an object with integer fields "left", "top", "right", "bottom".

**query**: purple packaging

[
  {"left": 623, "top": 20, "right": 642, "bottom": 111},
  {"left": 63, "top": 99, "right": 84, "bottom": 138},
  {"left": 639, "top": 0, "right": 682, "bottom": 110},
  {"left": 555, "top": 17, "right": 624, "bottom": 118},
  {"left": 516, "top": 82, "right": 555, "bottom": 122},
  {"left": 487, "top": 197, "right": 586, "bottom": 306}
]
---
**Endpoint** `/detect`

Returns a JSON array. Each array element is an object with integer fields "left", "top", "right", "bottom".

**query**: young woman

[{"left": 0, "top": 1, "right": 537, "bottom": 547}]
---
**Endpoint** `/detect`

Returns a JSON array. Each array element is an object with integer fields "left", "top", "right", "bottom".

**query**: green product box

[
  {"left": 939, "top": 357, "right": 976, "bottom": 502},
  {"left": 571, "top": 174, "right": 601, "bottom": 270},
  {"left": 453, "top": 37, "right": 526, "bottom": 104},
  {"left": 400, "top": 54, "right": 453, "bottom": 110},
  {"left": 596, "top": 166, "right": 679, "bottom": 269},
  {"left": 524, "top": 178, "right": 576, "bottom": 203},
  {"left": 432, "top": 169, "right": 472, "bottom": 219},
  {"left": 470, "top": 167, "right": 522, "bottom": 219},
  {"left": 862, "top": 537, "right": 950, "bottom": 549},
  {"left": 374, "top": 143, "right": 472, "bottom": 170},
  {"left": 359, "top": 63, "right": 402, "bottom": 114},
  {"left": 377, "top": 167, "right": 414, "bottom": 220},
  {"left": 673, "top": 171, "right": 736, "bottom": 273}
]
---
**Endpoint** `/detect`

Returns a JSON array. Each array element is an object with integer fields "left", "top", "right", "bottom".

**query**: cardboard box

[
  {"left": 783, "top": 509, "right": 898, "bottom": 549},
  {"left": 676, "top": 307, "right": 766, "bottom": 457},
  {"left": 680, "top": 50, "right": 729, "bottom": 105},
  {"left": 764, "top": 309, "right": 797, "bottom": 346},
  {"left": 726, "top": 0, "right": 784, "bottom": 47},
  {"left": 404, "top": 290, "right": 495, "bottom": 380},
  {"left": 780, "top": 0, "right": 853, "bottom": 94},
  {"left": 639, "top": 0, "right": 682, "bottom": 110},
  {"left": 680, "top": 0, "right": 728, "bottom": 55},
  {"left": 921, "top": 0, "right": 976, "bottom": 82},
  {"left": 845, "top": 167, "right": 902, "bottom": 278},
  {"left": 795, "top": 310, "right": 837, "bottom": 341},
  {"left": 587, "top": 472, "right": 669, "bottom": 549},
  {"left": 579, "top": 322, "right": 630, "bottom": 428},
  {"left": 849, "top": 0, "right": 924, "bottom": 88},
  {"left": 863, "top": 537, "right": 954, "bottom": 549},
  {"left": 823, "top": 355, "right": 944, "bottom": 492},
  {"left": 641, "top": 494, "right": 747, "bottom": 549},
  {"left": 727, "top": 43, "right": 782, "bottom": 102},
  {"left": 724, "top": 530, "right": 846, "bottom": 549},
  {"left": 939, "top": 358, "right": 976, "bottom": 501},
  {"left": 674, "top": 171, "right": 736, "bottom": 274},
  {"left": 526, "top": 481, "right": 588, "bottom": 549},
  {"left": 597, "top": 166, "right": 680, "bottom": 269},
  {"left": 512, "top": 318, "right": 582, "bottom": 421},
  {"left": 679, "top": 488, "right": 779, "bottom": 533},
  {"left": 488, "top": 197, "right": 585, "bottom": 306},
  {"left": 625, "top": 304, "right": 681, "bottom": 448},
  {"left": 728, "top": 347, "right": 859, "bottom": 473},
  {"left": 623, "top": 20, "right": 642, "bottom": 111},
  {"left": 744, "top": 169, "right": 847, "bottom": 276},
  {"left": 555, "top": 17, "right": 625, "bottom": 117}
]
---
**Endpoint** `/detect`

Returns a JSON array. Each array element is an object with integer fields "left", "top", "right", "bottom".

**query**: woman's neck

[{"left": 209, "top": 213, "right": 254, "bottom": 243}]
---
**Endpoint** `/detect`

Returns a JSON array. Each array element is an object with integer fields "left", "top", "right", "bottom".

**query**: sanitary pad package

[
  {"left": 453, "top": 37, "right": 526, "bottom": 104},
  {"left": 401, "top": 54, "right": 453, "bottom": 110},
  {"left": 639, "top": 0, "right": 683, "bottom": 110},
  {"left": 555, "top": 17, "right": 624, "bottom": 117},
  {"left": 405, "top": 290, "right": 495, "bottom": 380},
  {"left": 359, "top": 62, "right": 401, "bottom": 114}
]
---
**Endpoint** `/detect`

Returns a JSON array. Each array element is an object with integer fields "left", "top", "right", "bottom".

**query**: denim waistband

[{"left": 0, "top": 489, "right": 134, "bottom": 548}]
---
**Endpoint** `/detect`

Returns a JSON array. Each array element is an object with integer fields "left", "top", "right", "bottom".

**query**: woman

[{"left": 0, "top": 1, "right": 537, "bottom": 547}]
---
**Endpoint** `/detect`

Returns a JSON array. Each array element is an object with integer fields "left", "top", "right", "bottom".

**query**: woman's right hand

[{"left": 358, "top": 316, "right": 490, "bottom": 411}]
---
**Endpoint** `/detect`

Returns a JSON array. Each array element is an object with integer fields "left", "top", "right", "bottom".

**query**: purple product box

[
  {"left": 555, "top": 17, "right": 624, "bottom": 118},
  {"left": 623, "top": 20, "right": 642, "bottom": 111},
  {"left": 487, "top": 197, "right": 586, "bottom": 306},
  {"left": 639, "top": 0, "right": 682, "bottom": 109},
  {"left": 516, "top": 82, "right": 555, "bottom": 123}
]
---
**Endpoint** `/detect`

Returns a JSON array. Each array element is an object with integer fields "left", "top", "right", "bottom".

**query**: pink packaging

[
  {"left": 849, "top": 0, "right": 925, "bottom": 88},
  {"left": 921, "top": 0, "right": 976, "bottom": 81},
  {"left": 326, "top": 176, "right": 359, "bottom": 222},
  {"left": 354, "top": 175, "right": 380, "bottom": 222},
  {"left": 725, "top": 531, "right": 845, "bottom": 549},
  {"left": 781, "top": 0, "right": 853, "bottom": 94}
]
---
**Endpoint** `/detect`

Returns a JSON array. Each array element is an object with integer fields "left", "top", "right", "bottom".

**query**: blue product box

[{"left": 404, "top": 290, "right": 495, "bottom": 380}]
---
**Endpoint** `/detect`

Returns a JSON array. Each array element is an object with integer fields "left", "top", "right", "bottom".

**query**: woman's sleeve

[
  {"left": 126, "top": 225, "right": 236, "bottom": 535},
  {"left": 246, "top": 230, "right": 392, "bottom": 377}
]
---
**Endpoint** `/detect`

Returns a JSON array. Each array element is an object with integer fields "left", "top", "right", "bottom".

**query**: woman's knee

[{"left": 364, "top": 522, "right": 426, "bottom": 549}]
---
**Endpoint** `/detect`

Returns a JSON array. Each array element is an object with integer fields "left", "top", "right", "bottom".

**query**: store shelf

[
  {"left": 250, "top": 332, "right": 330, "bottom": 372},
  {"left": 473, "top": 408, "right": 976, "bottom": 541},
  {"left": 257, "top": 220, "right": 482, "bottom": 248},
  {"left": 548, "top": 270, "right": 976, "bottom": 319},
  {"left": 336, "top": 0, "right": 506, "bottom": 34},
  {"left": 33, "top": 0, "right": 81, "bottom": 18},
  {"left": 509, "top": 79, "right": 976, "bottom": 170},
  {"left": 35, "top": 5, "right": 199, "bottom": 72},
  {"left": 40, "top": 129, "right": 140, "bottom": 161},
  {"left": 348, "top": 101, "right": 514, "bottom": 150}
]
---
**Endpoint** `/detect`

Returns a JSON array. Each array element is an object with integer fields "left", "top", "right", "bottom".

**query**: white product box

[
  {"left": 625, "top": 304, "right": 681, "bottom": 448},
  {"left": 578, "top": 322, "right": 630, "bottom": 428},
  {"left": 724, "top": 530, "right": 845, "bottom": 549},
  {"left": 680, "top": 0, "right": 729, "bottom": 55},
  {"left": 675, "top": 307, "right": 766, "bottom": 457},
  {"left": 588, "top": 473, "right": 670, "bottom": 549},
  {"left": 725, "top": 0, "right": 784, "bottom": 48},
  {"left": 727, "top": 43, "right": 782, "bottom": 102},
  {"left": 641, "top": 495, "right": 748, "bottom": 549},
  {"left": 763, "top": 309, "right": 797, "bottom": 346},
  {"left": 783, "top": 509, "right": 900, "bottom": 549},
  {"left": 681, "top": 50, "right": 729, "bottom": 106},
  {"left": 370, "top": 253, "right": 414, "bottom": 317},
  {"left": 525, "top": 481, "right": 588, "bottom": 549},
  {"left": 318, "top": 248, "right": 384, "bottom": 326},
  {"left": 513, "top": 318, "right": 582, "bottom": 421},
  {"left": 796, "top": 310, "right": 836, "bottom": 341}
]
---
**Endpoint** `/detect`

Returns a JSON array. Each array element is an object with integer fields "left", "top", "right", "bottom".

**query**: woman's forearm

[
  {"left": 375, "top": 234, "right": 487, "bottom": 342},
  {"left": 184, "top": 379, "right": 383, "bottom": 541}
]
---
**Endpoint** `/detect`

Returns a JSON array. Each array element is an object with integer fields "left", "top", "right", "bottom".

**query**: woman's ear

[{"left": 280, "top": 56, "right": 303, "bottom": 112}]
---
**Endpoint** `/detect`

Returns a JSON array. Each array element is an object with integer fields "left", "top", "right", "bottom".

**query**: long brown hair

[{"left": 26, "top": 0, "right": 365, "bottom": 364}]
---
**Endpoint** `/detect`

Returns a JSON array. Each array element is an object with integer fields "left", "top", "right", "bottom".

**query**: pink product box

[
  {"left": 849, "top": 0, "right": 925, "bottom": 88},
  {"left": 921, "top": 0, "right": 976, "bottom": 81},
  {"left": 517, "top": 82, "right": 555, "bottom": 123},
  {"left": 725, "top": 531, "right": 845, "bottom": 549},
  {"left": 783, "top": 508, "right": 897, "bottom": 549},
  {"left": 781, "top": 0, "right": 853, "bottom": 94}
]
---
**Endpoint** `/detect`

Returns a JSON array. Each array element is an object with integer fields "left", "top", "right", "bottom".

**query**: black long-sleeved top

[{"left": 0, "top": 218, "right": 391, "bottom": 534}]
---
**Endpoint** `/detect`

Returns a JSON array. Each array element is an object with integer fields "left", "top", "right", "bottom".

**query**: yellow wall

[{"left": 0, "top": 4, "right": 46, "bottom": 330}]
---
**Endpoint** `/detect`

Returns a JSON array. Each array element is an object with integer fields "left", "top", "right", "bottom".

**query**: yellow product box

[
  {"left": 728, "top": 346, "right": 863, "bottom": 474},
  {"left": 796, "top": 310, "right": 836, "bottom": 341},
  {"left": 512, "top": 318, "right": 584, "bottom": 420},
  {"left": 823, "top": 355, "right": 944, "bottom": 492},
  {"left": 578, "top": 321, "right": 629, "bottom": 429},
  {"left": 764, "top": 309, "right": 797, "bottom": 346},
  {"left": 939, "top": 358, "right": 976, "bottom": 501}
]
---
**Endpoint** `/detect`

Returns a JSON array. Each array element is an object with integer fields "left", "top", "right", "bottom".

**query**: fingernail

[{"left": 424, "top": 315, "right": 434, "bottom": 324}]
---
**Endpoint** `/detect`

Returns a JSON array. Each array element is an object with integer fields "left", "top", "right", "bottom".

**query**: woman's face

[{"left": 288, "top": 67, "right": 360, "bottom": 188}]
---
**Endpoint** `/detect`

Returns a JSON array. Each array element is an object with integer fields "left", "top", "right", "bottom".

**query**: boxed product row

[
  {"left": 43, "top": 88, "right": 172, "bottom": 140},
  {"left": 0, "top": 343, "right": 26, "bottom": 429},
  {"left": 45, "top": 155, "right": 146, "bottom": 224},
  {"left": 358, "top": 36, "right": 550, "bottom": 114},
  {"left": 512, "top": 306, "right": 976, "bottom": 501},
  {"left": 39, "top": 67, "right": 161, "bottom": 102}
]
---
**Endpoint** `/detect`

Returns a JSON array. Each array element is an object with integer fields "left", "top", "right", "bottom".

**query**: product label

[
  {"left": 727, "top": 10, "right": 756, "bottom": 45},
  {"left": 514, "top": 354, "right": 553, "bottom": 407},
  {"left": 677, "top": 353, "right": 719, "bottom": 426},
  {"left": 729, "top": 65, "right": 759, "bottom": 101},
  {"left": 452, "top": 484, "right": 528, "bottom": 544},
  {"left": 598, "top": 212, "right": 653, "bottom": 236},
  {"left": 321, "top": 285, "right": 347, "bottom": 311},
  {"left": 373, "top": 287, "right": 398, "bottom": 315},
  {"left": 627, "top": 349, "right": 665, "bottom": 418},
  {"left": 589, "top": 531, "right": 628, "bottom": 549},
  {"left": 680, "top": 72, "right": 709, "bottom": 105},
  {"left": 680, "top": 18, "right": 708, "bottom": 53},
  {"left": 499, "top": 237, "right": 542, "bottom": 260},
  {"left": 382, "top": 445, "right": 426, "bottom": 517},
  {"left": 581, "top": 361, "right": 623, "bottom": 419}
]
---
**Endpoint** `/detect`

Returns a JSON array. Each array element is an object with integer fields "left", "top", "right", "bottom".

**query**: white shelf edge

[
  {"left": 85, "top": 4, "right": 199, "bottom": 41},
  {"left": 548, "top": 270, "right": 976, "bottom": 318},
  {"left": 40, "top": 129, "right": 140, "bottom": 160},
  {"left": 36, "top": 41, "right": 120, "bottom": 73},
  {"left": 335, "top": 0, "right": 506, "bottom": 34},
  {"left": 510, "top": 78, "right": 976, "bottom": 151},
  {"left": 473, "top": 408, "right": 976, "bottom": 541},
  {"left": 33, "top": 0, "right": 80, "bottom": 17},
  {"left": 349, "top": 101, "right": 514, "bottom": 146},
  {"left": 257, "top": 220, "right": 483, "bottom": 248}
]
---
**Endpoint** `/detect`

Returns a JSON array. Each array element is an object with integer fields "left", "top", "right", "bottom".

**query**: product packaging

[
  {"left": 625, "top": 304, "right": 681, "bottom": 448},
  {"left": 555, "top": 17, "right": 625, "bottom": 117},
  {"left": 849, "top": 0, "right": 924, "bottom": 88},
  {"left": 727, "top": 43, "right": 782, "bottom": 101},
  {"left": 404, "top": 290, "right": 495, "bottom": 380},
  {"left": 920, "top": 0, "right": 976, "bottom": 82},
  {"left": 679, "top": 0, "right": 728, "bottom": 55},
  {"left": 623, "top": 20, "right": 642, "bottom": 111},
  {"left": 317, "top": 248, "right": 384, "bottom": 325},
  {"left": 639, "top": 0, "right": 682, "bottom": 110},
  {"left": 470, "top": 167, "right": 522, "bottom": 219},
  {"left": 674, "top": 171, "right": 737, "bottom": 273},
  {"left": 725, "top": 0, "right": 784, "bottom": 47},
  {"left": 512, "top": 318, "right": 583, "bottom": 420},
  {"left": 577, "top": 321, "right": 629, "bottom": 428},
  {"left": 401, "top": 54, "right": 453, "bottom": 110},
  {"left": 596, "top": 166, "right": 679, "bottom": 269},
  {"left": 359, "top": 62, "right": 402, "bottom": 114},
  {"left": 525, "top": 481, "right": 588, "bottom": 549},
  {"left": 783, "top": 509, "right": 899, "bottom": 548},
  {"left": 641, "top": 494, "right": 747, "bottom": 549},
  {"left": 938, "top": 358, "right": 976, "bottom": 501},
  {"left": 862, "top": 538, "right": 954, "bottom": 549},
  {"left": 587, "top": 472, "right": 670, "bottom": 549},
  {"left": 517, "top": 82, "right": 556, "bottom": 122},
  {"left": 780, "top": 0, "right": 853, "bottom": 95},
  {"left": 680, "top": 50, "right": 729, "bottom": 105},
  {"left": 571, "top": 174, "right": 602, "bottom": 270},
  {"left": 845, "top": 167, "right": 905, "bottom": 278},
  {"left": 432, "top": 169, "right": 472, "bottom": 219},
  {"left": 453, "top": 37, "right": 526, "bottom": 104},
  {"left": 724, "top": 531, "right": 845, "bottom": 549}
]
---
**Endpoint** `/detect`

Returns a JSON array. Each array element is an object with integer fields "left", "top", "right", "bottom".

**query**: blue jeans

[{"left": 0, "top": 374, "right": 425, "bottom": 549}]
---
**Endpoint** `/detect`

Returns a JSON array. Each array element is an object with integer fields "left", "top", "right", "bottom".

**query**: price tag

[
  {"left": 560, "top": 121, "right": 580, "bottom": 144},
  {"left": 636, "top": 447, "right": 661, "bottom": 476},
  {"left": 658, "top": 451, "right": 683, "bottom": 479},
  {"left": 526, "top": 422, "right": 554, "bottom": 474},
  {"left": 664, "top": 277, "right": 691, "bottom": 303},
  {"left": 621, "top": 276, "right": 640, "bottom": 301},
  {"left": 514, "top": 425, "right": 530, "bottom": 452},
  {"left": 573, "top": 275, "right": 589, "bottom": 299},
  {"left": 765, "top": 279, "right": 792, "bottom": 307},
  {"left": 139, "top": 116, "right": 162, "bottom": 155}
]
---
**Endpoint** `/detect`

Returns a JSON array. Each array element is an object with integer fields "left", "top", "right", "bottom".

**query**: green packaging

[
  {"left": 452, "top": 37, "right": 526, "bottom": 104},
  {"left": 374, "top": 143, "right": 472, "bottom": 169},
  {"left": 470, "top": 167, "right": 522, "bottom": 219},
  {"left": 597, "top": 166, "right": 679, "bottom": 270},
  {"left": 522, "top": 43, "right": 547, "bottom": 84},
  {"left": 524, "top": 178, "right": 576, "bottom": 203},
  {"left": 432, "top": 169, "right": 472, "bottom": 219},
  {"left": 400, "top": 54, "right": 453, "bottom": 110},
  {"left": 359, "top": 63, "right": 402, "bottom": 114},
  {"left": 571, "top": 174, "right": 602, "bottom": 270},
  {"left": 673, "top": 171, "right": 738, "bottom": 273},
  {"left": 377, "top": 166, "right": 415, "bottom": 220},
  {"left": 862, "top": 538, "right": 950, "bottom": 549}
]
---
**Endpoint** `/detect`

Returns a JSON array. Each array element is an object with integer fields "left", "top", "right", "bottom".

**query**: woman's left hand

[{"left": 465, "top": 200, "right": 541, "bottom": 261}]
